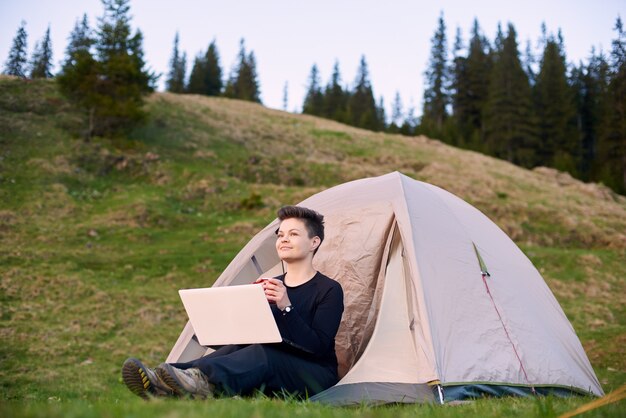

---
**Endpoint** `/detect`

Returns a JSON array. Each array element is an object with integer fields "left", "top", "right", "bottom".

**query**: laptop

[{"left": 178, "top": 284, "right": 283, "bottom": 346}]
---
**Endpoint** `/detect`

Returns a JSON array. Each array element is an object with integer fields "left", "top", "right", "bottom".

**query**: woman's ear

[{"left": 310, "top": 236, "right": 321, "bottom": 252}]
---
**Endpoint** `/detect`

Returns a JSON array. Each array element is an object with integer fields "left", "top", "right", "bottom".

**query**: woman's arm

[{"left": 274, "top": 283, "right": 344, "bottom": 356}]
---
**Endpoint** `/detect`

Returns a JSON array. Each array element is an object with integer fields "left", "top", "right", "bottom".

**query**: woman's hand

[{"left": 255, "top": 278, "right": 291, "bottom": 310}]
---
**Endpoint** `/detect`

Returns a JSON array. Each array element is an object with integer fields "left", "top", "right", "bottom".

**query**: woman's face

[{"left": 275, "top": 218, "right": 318, "bottom": 262}]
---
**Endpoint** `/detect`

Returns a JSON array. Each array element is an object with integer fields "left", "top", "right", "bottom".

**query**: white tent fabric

[{"left": 167, "top": 171, "right": 604, "bottom": 404}]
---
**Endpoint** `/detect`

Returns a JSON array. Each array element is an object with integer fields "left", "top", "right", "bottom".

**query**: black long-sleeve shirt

[{"left": 270, "top": 272, "right": 344, "bottom": 370}]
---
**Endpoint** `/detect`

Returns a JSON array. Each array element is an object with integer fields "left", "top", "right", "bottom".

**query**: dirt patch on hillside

[
  {"left": 0, "top": 210, "right": 17, "bottom": 231},
  {"left": 27, "top": 156, "right": 73, "bottom": 175},
  {"left": 533, "top": 167, "right": 623, "bottom": 203},
  {"left": 85, "top": 203, "right": 167, "bottom": 229}
]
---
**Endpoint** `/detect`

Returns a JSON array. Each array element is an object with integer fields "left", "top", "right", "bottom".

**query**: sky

[{"left": 1, "top": 0, "right": 625, "bottom": 117}]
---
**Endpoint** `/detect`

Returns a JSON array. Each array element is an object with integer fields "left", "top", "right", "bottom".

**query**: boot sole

[
  {"left": 122, "top": 358, "right": 152, "bottom": 400},
  {"left": 156, "top": 364, "right": 195, "bottom": 398}
]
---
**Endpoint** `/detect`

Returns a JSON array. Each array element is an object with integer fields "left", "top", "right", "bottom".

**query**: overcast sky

[{"left": 1, "top": 0, "right": 624, "bottom": 116}]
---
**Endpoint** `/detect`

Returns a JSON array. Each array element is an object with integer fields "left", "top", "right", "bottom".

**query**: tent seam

[{"left": 393, "top": 172, "right": 440, "bottom": 382}]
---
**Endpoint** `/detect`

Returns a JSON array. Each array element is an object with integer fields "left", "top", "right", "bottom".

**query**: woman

[{"left": 122, "top": 205, "right": 344, "bottom": 399}]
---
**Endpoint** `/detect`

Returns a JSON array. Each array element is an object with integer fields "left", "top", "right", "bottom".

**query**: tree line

[
  {"left": 3, "top": 3, "right": 625, "bottom": 193},
  {"left": 419, "top": 15, "right": 625, "bottom": 195},
  {"left": 3, "top": 0, "right": 157, "bottom": 138},
  {"left": 165, "top": 34, "right": 261, "bottom": 103},
  {"left": 299, "top": 15, "right": 625, "bottom": 195},
  {"left": 3, "top": 21, "right": 54, "bottom": 79},
  {"left": 301, "top": 58, "right": 387, "bottom": 132}
]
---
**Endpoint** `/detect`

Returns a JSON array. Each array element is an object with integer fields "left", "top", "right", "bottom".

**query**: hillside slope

[
  {"left": 0, "top": 77, "right": 624, "bottom": 402},
  {"left": 153, "top": 92, "right": 626, "bottom": 248}
]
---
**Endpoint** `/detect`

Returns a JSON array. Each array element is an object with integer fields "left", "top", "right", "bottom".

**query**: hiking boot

[
  {"left": 121, "top": 357, "right": 176, "bottom": 399},
  {"left": 155, "top": 363, "right": 214, "bottom": 399}
]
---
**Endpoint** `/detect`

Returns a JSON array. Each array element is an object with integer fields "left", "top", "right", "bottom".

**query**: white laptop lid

[{"left": 178, "top": 284, "right": 282, "bottom": 346}]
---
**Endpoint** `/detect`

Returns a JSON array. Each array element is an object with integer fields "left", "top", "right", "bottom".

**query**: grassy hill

[{"left": 1, "top": 76, "right": 625, "bottom": 417}]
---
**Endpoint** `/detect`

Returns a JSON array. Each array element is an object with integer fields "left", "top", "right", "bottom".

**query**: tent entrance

[{"left": 311, "top": 223, "right": 436, "bottom": 405}]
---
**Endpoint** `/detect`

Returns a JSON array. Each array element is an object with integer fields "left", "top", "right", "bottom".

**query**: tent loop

[
  {"left": 472, "top": 242, "right": 491, "bottom": 278},
  {"left": 250, "top": 255, "right": 263, "bottom": 275}
]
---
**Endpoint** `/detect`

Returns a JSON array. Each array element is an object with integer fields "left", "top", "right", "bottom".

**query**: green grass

[
  {"left": 1, "top": 396, "right": 625, "bottom": 418},
  {"left": 1, "top": 77, "right": 625, "bottom": 416},
  {"left": 1, "top": 394, "right": 625, "bottom": 418},
  {"left": 522, "top": 245, "right": 626, "bottom": 395}
]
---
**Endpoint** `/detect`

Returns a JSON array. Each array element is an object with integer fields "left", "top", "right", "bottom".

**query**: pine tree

[
  {"left": 571, "top": 50, "right": 610, "bottom": 180},
  {"left": 464, "top": 19, "right": 492, "bottom": 149},
  {"left": 223, "top": 61, "right": 237, "bottom": 98},
  {"left": 302, "top": 64, "right": 324, "bottom": 115},
  {"left": 422, "top": 12, "right": 449, "bottom": 136},
  {"left": 389, "top": 91, "right": 404, "bottom": 132},
  {"left": 450, "top": 25, "right": 468, "bottom": 145},
  {"left": 523, "top": 39, "right": 536, "bottom": 85},
  {"left": 166, "top": 32, "right": 186, "bottom": 93},
  {"left": 347, "top": 55, "right": 381, "bottom": 131},
  {"left": 224, "top": 39, "right": 261, "bottom": 103},
  {"left": 282, "top": 81, "right": 289, "bottom": 111},
  {"left": 483, "top": 23, "right": 537, "bottom": 166},
  {"left": 204, "top": 40, "right": 222, "bottom": 96},
  {"left": 494, "top": 23, "right": 505, "bottom": 55},
  {"left": 92, "top": 0, "right": 156, "bottom": 134},
  {"left": 596, "top": 17, "right": 626, "bottom": 193},
  {"left": 187, "top": 53, "right": 206, "bottom": 94},
  {"left": 534, "top": 33, "right": 578, "bottom": 173},
  {"left": 449, "top": 20, "right": 491, "bottom": 148},
  {"left": 557, "top": 29, "right": 566, "bottom": 56},
  {"left": 377, "top": 97, "right": 387, "bottom": 130},
  {"left": 179, "top": 52, "right": 187, "bottom": 90},
  {"left": 586, "top": 51, "right": 611, "bottom": 180},
  {"left": 30, "top": 26, "right": 53, "bottom": 78},
  {"left": 57, "top": 14, "right": 98, "bottom": 137},
  {"left": 3, "top": 21, "right": 28, "bottom": 77},
  {"left": 63, "top": 14, "right": 93, "bottom": 61},
  {"left": 400, "top": 102, "right": 418, "bottom": 136},
  {"left": 58, "top": 1, "right": 156, "bottom": 138},
  {"left": 241, "top": 51, "right": 261, "bottom": 102},
  {"left": 188, "top": 40, "right": 222, "bottom": 96},
  {"left": 323, "top": 61, "right": 348, "bottom": 122},
  {"left": 570, "top": 64, "right": 586, "bottom": 174}
]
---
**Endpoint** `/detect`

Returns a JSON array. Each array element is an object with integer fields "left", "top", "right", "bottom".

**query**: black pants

[{"left": 170, "top": 344, "right": 338, "bottom": 397}]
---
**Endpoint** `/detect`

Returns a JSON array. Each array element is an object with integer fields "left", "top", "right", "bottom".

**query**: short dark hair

[{"left": 277, "top": 205, "right": 325, "bottom": 250}]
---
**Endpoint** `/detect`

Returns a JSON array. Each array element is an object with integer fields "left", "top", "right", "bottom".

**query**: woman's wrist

[{"left": 277, "top": 298, "right": 291, "bottom": 311}]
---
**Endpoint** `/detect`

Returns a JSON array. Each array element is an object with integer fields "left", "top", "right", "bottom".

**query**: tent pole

[{"left": 437, "top": 384, "right": 445, "bottom": 404}]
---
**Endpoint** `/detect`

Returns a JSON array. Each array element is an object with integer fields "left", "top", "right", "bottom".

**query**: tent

[{"left": 167, "top": 171, "right": 603, "bottom": 405}]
